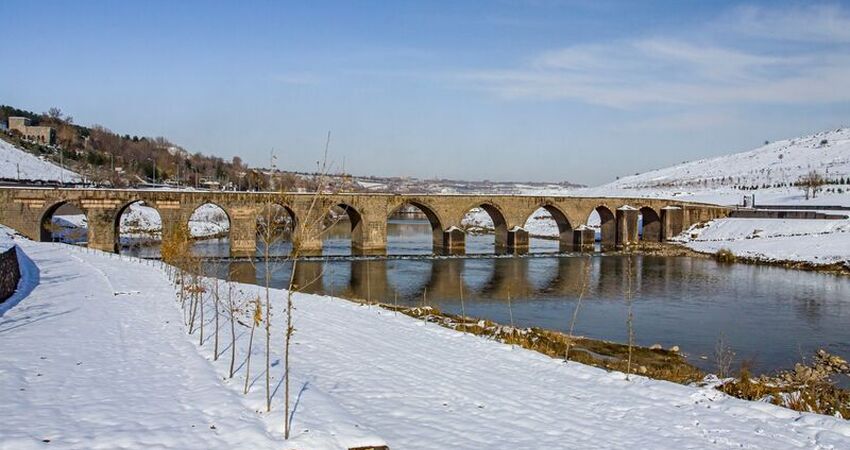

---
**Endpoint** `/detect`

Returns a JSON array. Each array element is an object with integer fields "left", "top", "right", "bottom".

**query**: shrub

[{"left": 715, "top": 248, "right": 737, "bottom": 263}]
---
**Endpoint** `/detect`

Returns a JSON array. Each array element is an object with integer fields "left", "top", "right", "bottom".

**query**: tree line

[{"left": 1, "top": 104, "right": 313, "bottom": 191}]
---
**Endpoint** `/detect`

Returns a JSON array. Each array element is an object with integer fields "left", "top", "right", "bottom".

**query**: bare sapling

[
  {"left": 565, "top": 256, "right": 592, "bottom": 363},
  {"left": 228, "top": 283, "right": 238, "bottom": 378},
  {"left": 715, "top": 332, "right": 735, "bottom": 378},
  {"left": 282, "top": 131, "right": 338, "bottom": 439},
  {"left": 507, "top": 289, "right": 515, "bottom": 348},
  {"left": 366, "top": 259, "right": 372, "bottom": 304},
  {"left": 625, "top": 253, "right": 635, "bottom": 380},
  {"left": 199, "top": 277, "right": 205, "bottom": 346},
  {"left": 213, "top": 275, "right": 220, "bottom": 360},
  {"left": 459, "top": 274, "right": 466, "bottom": 332},
  {"left": 422, "top": 287, "right": 427, "bottom": 326},
  {"left": 244, "top": 296, "right": 262, "bottom": 394}
]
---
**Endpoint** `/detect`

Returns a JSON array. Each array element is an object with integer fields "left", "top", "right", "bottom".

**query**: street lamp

[{"left": 147, "top": 157, "right": 157, "bottom": 185}]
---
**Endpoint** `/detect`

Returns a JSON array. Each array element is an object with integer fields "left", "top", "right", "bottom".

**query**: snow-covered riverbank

[
  {"left": 674, "top": 218, "right": 850, "bottom": 268},
  {"left": 2, "top": 231, "right": 850, "bottom": 449}
]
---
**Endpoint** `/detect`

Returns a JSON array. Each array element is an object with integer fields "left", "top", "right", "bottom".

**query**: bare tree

[
  {"left": 798, "top": 170, "right": 825, "bottom": 200},
  {"left": 244, "top": 296, "right": 262, "bottom": 394},
  {"left": 624, "top": 253, "right": 635, "bottom": 380},
  {"left": 565, "top": 256, "right": 592, "bottom": 363},
  {"left": 246, "top": 131, "right": 340, "bottom": 442}
]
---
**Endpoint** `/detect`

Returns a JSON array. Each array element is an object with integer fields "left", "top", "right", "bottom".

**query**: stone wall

[{"left": 0, "top": 245, "right": 20, "bottom": 302}]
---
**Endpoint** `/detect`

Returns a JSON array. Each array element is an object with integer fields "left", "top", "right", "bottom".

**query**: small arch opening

[
  {"left": 41, "top": 202, "right": 88, "bottom": 246},
  {"left": 460, "top": 203, "right": 508, "bottom": 254},
  {"left": 116, "top": 200, "right": 163, "bottom": 257},
  {"left": 189, "top": 203, "right": 231, "bottom": 257},
  {"left": 523, "top": 205, "right": 573, "bottom": 253},
  {"left": 256, "top": 203, "right": 296, "bottom": 257},
  {"left": 323, "top": 203, "right": 363, "bottom": 256},
  {"left": 387, "top": 202, "right": 443, "bottom": 255},
  {"left": 587, "top": 206, "right": 616, "bottom": 249},
  {"left": 639, "top": 207, "right": 662, "bottom": 242}
]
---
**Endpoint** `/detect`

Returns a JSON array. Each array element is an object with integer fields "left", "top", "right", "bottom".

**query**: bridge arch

[
  {"left": 586, "top": 205, "right": 616, "bottom": 248},
  {"left": 460, "top": 201, "right": 509, "bottom": 253},
  {"left": 323, "top": 202, "right": 365, "bottom": 255},
  {"left": 40, "top": 200, "right": 89, "bottom": 245},
  {"left": 638, "top": 206, "right": 662, "bottom": 242},
  {"left": 188, "top": 202, "right": 232, "bottom": 257},
  {"left": 114, "top": 199, "right": 164, "bottom": 255},
  {"left": 387, "top": 200, "right": 445, "bottom": 254},
  {"left": 521, "top": 203, "right": 574, "bottom": 251},
  {"left": 256, "top": 202, "right": 297, "bottom": 256}
]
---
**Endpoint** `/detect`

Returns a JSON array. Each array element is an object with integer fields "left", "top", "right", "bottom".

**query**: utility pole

[{"left": 269, "top": 149, "right": 277, "bottom": 191}]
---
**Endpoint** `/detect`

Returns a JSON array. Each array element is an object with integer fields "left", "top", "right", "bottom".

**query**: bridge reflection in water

[
  {"left": 223, "top": 256, "right": 601, "bottom": 302},
  {"left": 210, "top": 253, "right": 850, "bottom": 378}
]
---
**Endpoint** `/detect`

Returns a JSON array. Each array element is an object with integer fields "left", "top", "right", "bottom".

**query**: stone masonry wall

[{"left": 0, "top": 245, "right": 21, "bottom": 302}]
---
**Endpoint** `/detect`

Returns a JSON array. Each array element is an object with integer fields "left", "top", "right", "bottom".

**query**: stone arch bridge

[{"left": 0, "top": 188, "right": 729, "bottom": 256}]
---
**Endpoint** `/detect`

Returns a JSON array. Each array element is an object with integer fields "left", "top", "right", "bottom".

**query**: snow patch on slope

[
  {"left": 0, "top": 138, "right": 81, "bottom": 182},
  {"left": 675, "top": 218, "right": 850, "bottom": 267}
]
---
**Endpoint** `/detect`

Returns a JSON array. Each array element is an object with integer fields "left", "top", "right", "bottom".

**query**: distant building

[{"left": 8, "top": 117, "right": 54, "bottom": 144}]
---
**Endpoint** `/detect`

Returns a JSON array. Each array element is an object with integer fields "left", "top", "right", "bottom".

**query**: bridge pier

[
  {"left": 86, "top": 210, "right": 118, "bottom": 253},
  {"left": 438, "top": 227, "right": 466, "bottom": 256},
  {"left": 572, "top": 226, "right": 595, "bottom": 251},
  {"left": 661, "top": 206, "right": 684, "bottom": 241},
  {"left": 228, "top": 206, "right": 259, "bottom": 258},
  {"left": 506, "top": 227, "right": 529, "bottom": 254},
  {"left": 616, "top": 206, "right": 639, "bottom": 247}
]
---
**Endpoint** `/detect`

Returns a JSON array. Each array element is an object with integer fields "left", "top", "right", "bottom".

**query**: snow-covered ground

[
  {"left": 0, "top": 138, "right": 80, "bottom": 182},
  {"left": 675, "top": 218, "right": 850, "bottom": 267},
  {"left": 3, "top": 232, "right": 850, "bottom": 449}
]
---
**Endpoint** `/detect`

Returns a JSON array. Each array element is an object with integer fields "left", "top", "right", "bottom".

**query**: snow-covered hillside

[
  {"left": 0, "top": 138, "right": 80, "bottom": 182},
  {"left": 607, "top": 128, "right": 850, "bottom": 192}
]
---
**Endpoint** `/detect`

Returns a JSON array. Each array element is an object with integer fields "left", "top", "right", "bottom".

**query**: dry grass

[{"left": 719, "top": 354, "right": 850, "bottom": 419}]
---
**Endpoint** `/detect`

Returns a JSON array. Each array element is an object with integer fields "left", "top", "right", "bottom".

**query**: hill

[{"left": 584, "top": 127, "right": 850, "bottom": 206}]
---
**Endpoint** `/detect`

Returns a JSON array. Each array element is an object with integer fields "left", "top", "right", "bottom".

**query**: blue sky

[{"left": 3, "top": 1, "right": 850, "bottom": 185}]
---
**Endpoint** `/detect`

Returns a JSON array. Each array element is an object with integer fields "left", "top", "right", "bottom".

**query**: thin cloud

[
  {"left": 270, "top": 73, "right": 321, "bottom": 85},
  {"left": 460, "top": 4, "right": 850, "bottom": 108},
  {"left": 725, "top": 3, "right": 850, "bottom": 43}
]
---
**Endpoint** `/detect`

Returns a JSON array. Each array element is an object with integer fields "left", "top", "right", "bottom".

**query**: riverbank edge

[
  {"left": 533, "top": 231, "right": 850, "bottom": 276},
  {"left": 348, "top": 296, "right": 850, "bottom": 419}
]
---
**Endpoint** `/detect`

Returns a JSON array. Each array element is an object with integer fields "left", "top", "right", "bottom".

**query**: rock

[
  {"left": 639, "top": 366, "right": 648, "bottom": 374},
  {"left": 649, "top": 344, "right": 662, "bottom": 350},
  {"left": 669, "top": 345, "right": 680, "bottom": 353}
]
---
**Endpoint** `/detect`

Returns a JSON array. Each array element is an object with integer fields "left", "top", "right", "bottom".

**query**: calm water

[{"left": 122, "top": 218, "right": 850, "bottom": 375}]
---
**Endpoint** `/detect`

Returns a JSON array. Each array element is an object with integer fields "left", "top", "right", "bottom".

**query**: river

[{"left": 121, "top": 217, "right": 850, "bottom": 376}]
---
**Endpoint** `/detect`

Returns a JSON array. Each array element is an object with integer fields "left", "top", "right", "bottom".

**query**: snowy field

[
  {"left": 675, "top": 218, "right": 850, "bottom": 267},
  {"left": 0, "top": 138, "right": 80, "bottom": 182},
  {"left": 2, "top": 231, "right": 850, "bottom": 449}
]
